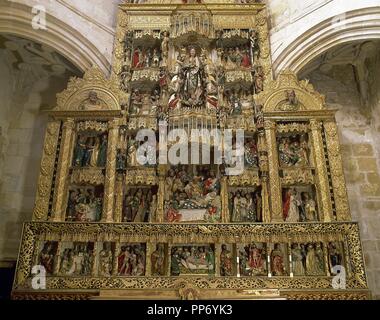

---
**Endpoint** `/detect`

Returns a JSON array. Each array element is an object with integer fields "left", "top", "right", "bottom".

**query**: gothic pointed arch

[
  {"left": 273, "top": 7, "right": 380, "bottom": 75},
  {"left": 0, "top": 1, "right": 110, "bottom": 73}
]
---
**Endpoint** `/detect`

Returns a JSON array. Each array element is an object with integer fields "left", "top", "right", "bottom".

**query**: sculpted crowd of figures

[
  {"left": 164, "top": 166, "right": 222, "bottom": 223},
  {"left": 72, "top": 133, "right": 108, "bottom": 168},
  {"left": 282, "top": 188, "right": 318, "bottom": 222},
  {"left": 122, "top": 187, "right": 158, "bottom": 222},
  {"left": 120, "top": 28, "right": 265, "bottom": 121},
  {"left": 66, "top": 186, "right": 103, "bottom": 222},
  {"left": 278, "top": 134, "right": 310, "bottom": 168},
  {"left": 229, "top": 188, "right": 262, "bottom": 222},
  {"left": 63, "top": 19, "right": 325, "bottom": 227},
  {"left": 37, "top": 240, "right": 345, "bottom": 278}
]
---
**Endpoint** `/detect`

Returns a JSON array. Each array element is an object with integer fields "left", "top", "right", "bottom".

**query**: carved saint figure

[
  {"left": 171, "top": 245, "right": 215, "bottom": 275},
  {"left": 73, "top": 135, "right": 87, "bottom": 167},
  {"left": 130, "top": 89, "right": 143, "bottom": 115},
  {"left": 80, "top": 91, "right": 104, "bottom": 110},
  {"left": 283, "top": 188, "right": 300, "bottom": 222},
  {"left": 127, "top": 138, "right": 138, "bottom": 167},
  {"left": 151, "top": 244, "right": 166, "bottom": 276},
  {"left": 132, "top": 47, "right": 144, "bottom": 68},
  {"left": 245, "top": 139, "right": 259, "bottom": 167},
  {"left": 287, "top": 90, "right": 298, "bottom": 106},
  {"left": 303, "top": 192, "right": 317, "bottom": 221},
  {"left": 291, "top": 243, "right": 305, "bottom": 276},
  {"left": 59, "top": 243, "right": 93, "bottom": 276},
  {"left": 90, "top": 137, "right": 100, "bottom": 167},
  {"left": 271, "top": 244, "right": 286, "bottom": 276},
  {"left": 182, "top": 47, "right": 204, "bottom": 105},
  {"left": 249, "top": 29, "right": 260, "bottom": 65},
  {"left": 39, "top": 242, "right": 56, "bottom": 275},
  {"left": 168, "top": 47, "right": 206, "bottom": 109},
  {"left": 328, "top": 242, "right": 343, "bottom": 269},
  {"left": 67, "top": 187, "right": 103, "bottom": 222},
  {"left": 116, "top": 150, "right": 127, "bottom": 171},
  {"left": 118, "top": 244, "right": 145, "bottom": 276},
  {"left": 306, "top": 243, "right": 325, "bottom": 275},
  {"left": 248, "top": 243, "right": 266, "bottom": 275},
  {"left": 253, "top": 65, "right": 265, "bottom": 94},
  {"left": 99, "top": 244, "right": 113, "bottom": 277},
  {"left": 161, "top": 31, "right": 170, "bottom": 66},
  {"left": 220, "top": 245, "right": 233, "bottom": 276},
  {"left": 97, "top": 135, "right": 108, "bottom": 167}
]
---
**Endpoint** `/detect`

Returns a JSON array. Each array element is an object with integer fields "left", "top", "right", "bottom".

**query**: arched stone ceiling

[
  {"left": 0, "top": 34, "right": 83, "bottom": 110},
  {"left": 1, "top": 0, "right": 379, "bottom": 77}
]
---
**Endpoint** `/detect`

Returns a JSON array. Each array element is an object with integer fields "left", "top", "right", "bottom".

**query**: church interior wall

[
  {"left": 0, "top": 0, "right": 379, "bottom": 299},
  {"left": 302, "top": 46, "right": 380, "bottom": 298}
]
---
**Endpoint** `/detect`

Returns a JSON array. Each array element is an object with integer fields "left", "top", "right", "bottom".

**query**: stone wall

[
  {"left": 305, "top": 59, "right": 380, "bottom": 299},
  {"left": 0, "top": 64, "right": 48, "bottom": 260},
  {"left": 0, "top": 36, "right": 81, "bottom": 262}
]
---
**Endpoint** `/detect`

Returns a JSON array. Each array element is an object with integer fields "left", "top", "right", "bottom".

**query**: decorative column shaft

[
  {"left": 324, "top": 121, "right": 351, "bottom": 221},
  {"left": 264, "top": 120, "right": 282, "bottom": 221},
  {"left": 155, "top": 176, "right": 165, "bottom": 223},
  {"left": 323, "top": 243, "right": 330, "bottom": 276},
  {"left": 220, "top": 177, "right": 229, "bottom": 223},
  {"left": 91, "top": 242, "right": 99, "bottom": 276},
  {"left": 261, "top": 177, "right": 270, "bottom": 223},
  {"left": 310, "top": 120, "right": 333, "bottom": 222},
  {"left": 112, "top": 243, "right": 121, "bottom": 276},
  {"left": 102, "top": 120, "right": 119, "bottom": 223},
  {"left": 33, "top": 120, "right": 61, "bottom": 221},
  {"left": 215, "top": 244, "right": 222, "bottom": 277},
  {"left": 51, "top": 118, "right": 76, "bottom": 222},
  {"left": 146, "top": 243, "right": 154, "bottom": 276},
  {"left": 53, "top": 242, "right": 63, "bottom": 275},
  {"left": 167, "top": 244, "right": 172, "bottom": 277},
  {"left": 114, "top": 174, "right": 124, "bottom": 222},
  {"left": 258, "top": 129, "right": 270, "bottom": 223}
]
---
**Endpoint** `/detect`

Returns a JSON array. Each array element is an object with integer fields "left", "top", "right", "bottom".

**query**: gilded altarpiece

[{"left": 12, "top": 0, "right": 370, "bottom": 300}]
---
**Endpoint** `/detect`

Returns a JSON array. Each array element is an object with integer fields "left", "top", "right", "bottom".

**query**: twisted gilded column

[
  {"left": 264, "top": 120, "right": 282, "bottom": 221},
  {"left": 310, "top": 120, "right": 333, "bottom": 222},
  {"left": 102, "top": 120, "right": 119, "bottom": 223},
  {"left": 324, "top": 121, "right": 351, "bottom": 221},
  {"left": 51, "top": 118, "right": 76, "bottom": 222},
  {"left": 33, "top": 120, "right": 61, "bottom": 221}
]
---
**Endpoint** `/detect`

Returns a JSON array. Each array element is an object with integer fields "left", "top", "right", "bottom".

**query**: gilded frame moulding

[
  {"left": 33, "top": 121, "right": 61, "bottom": 221},
  {"left": 50, "top": 67, "right": 123, "bottom": 119},
  {"left": 13, "top": 222, "right": 367, "bottom": 293}
]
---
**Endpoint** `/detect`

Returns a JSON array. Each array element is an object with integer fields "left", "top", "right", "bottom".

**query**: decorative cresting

[
  {"left": 53, "top": 67, "right": 122, "bottom": 117},
  {"left": 170, "top": 11, "right": 214, "bottom": 39},
  {"left": 257, "top": 70, "right": 325, "bottom": 113}
]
